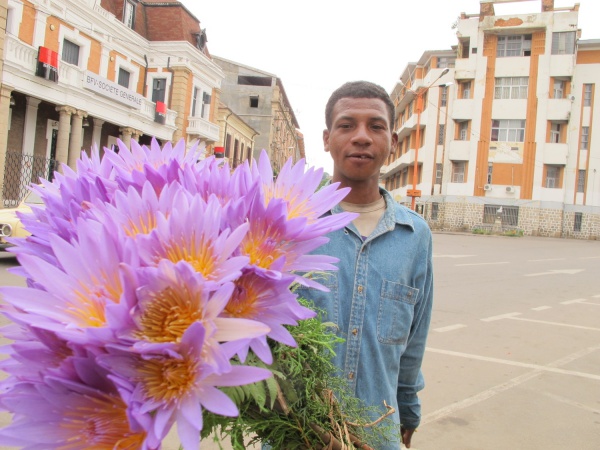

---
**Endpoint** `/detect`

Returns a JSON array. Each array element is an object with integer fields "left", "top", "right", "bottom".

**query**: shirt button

[
  {"left": 348, "top": 372, "right": 354, "bottom": 380},
  {"left": 352, "top": 328, "right": 358, "bottom": 335},
  {"left": 357, "top": 285, "right": 363, "bottom": 293}
]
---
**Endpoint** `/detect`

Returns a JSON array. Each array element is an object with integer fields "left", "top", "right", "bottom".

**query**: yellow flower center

[
  {"left": 225, "top": 275, "right": 260, "bottom": 318},
  {"left": 136, "top": 286, "right": 203, "bottom": 343},
  {"left": 58, "top": 393, "right": 146, "bottom": 449},
  {"left": 69, "top": 272, "right": 122, "bottom": 328},
  {"left": 164, "top": 233, "right": 216, "bottom": 279},
  {"left": 241, "top": 226, "right": 284, "bottom": 269},
  {"left": 138, "top": 356, "right": 198, "bottom": 404}
]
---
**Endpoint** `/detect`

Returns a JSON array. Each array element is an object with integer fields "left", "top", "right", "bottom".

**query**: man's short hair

[{"left": 325, "top": 81, "right": 395, "bottom": 130}]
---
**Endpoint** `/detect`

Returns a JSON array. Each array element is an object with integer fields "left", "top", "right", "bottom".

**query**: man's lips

[{"left": 347, "top": 153, "right": 374, "bottom": 160}]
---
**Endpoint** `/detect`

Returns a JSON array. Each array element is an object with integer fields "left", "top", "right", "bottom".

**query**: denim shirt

[{"left": 295, "top": 189, "right": 434, "bottom": 449}]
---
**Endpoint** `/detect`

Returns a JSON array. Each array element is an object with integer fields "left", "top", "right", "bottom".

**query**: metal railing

[{"left": 2, "top": 151, "right": 58, "bottom": 207}]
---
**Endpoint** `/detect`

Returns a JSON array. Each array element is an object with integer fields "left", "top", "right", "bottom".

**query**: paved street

[{"left": 1, "top": 233, "right": 599, "bottom": 449}]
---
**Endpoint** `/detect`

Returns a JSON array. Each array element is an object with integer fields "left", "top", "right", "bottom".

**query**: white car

[{"left": 0, "top": 188, "right": 44, "bottom": 250}]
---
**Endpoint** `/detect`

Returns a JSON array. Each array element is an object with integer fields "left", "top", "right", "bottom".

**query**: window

[
  {"left": 191, "top": 87, "right": 200, "bottom": 116},
  {"left": 225, "top": 134, "right": 232, "bottom": 158},
  {"left": 580, "top": 127, "right": 589, "bottom": 150},
  {"left": 551, "top": 79, "right": 565, "bottom": 99},
  {"left": 497, "top": 34, "right": 532, "bottom": 57},
  {"left": 551, "top": 32, "right": 576, "bottom": 55},
  {"left": 441, "top": 86, "right": 448, "bottom": 107},
  {"left": 117, "top": 68, "right": 130, "bottom": 88},
  {"left": 574, "top": 212, "right": 582, "bottom": 232},
  {"left": 435, "top": 164, "right": 442, "bottom": 184},
  {"left": 483, "top": 205, "right": 519, "bottom": 226},
  {"left": 494, "top": 77, "right": 528, "bottom": 99},
  {"left": 437, "top": 57, "right": 453, "bottom": 68},
  {"left": 123, "top": 0, "right": 136, "bottom": 29},
  {"left": 577, "top": 170, "right": 586, "bottom": 193},
  {"left": 249, "top": 95, "right": 259, "bottom": 108},
  {"left": 544, "top": 165, "right": 561, "bottom": 188},
  {"left": 487, "top": 163, "right": 493, "bottom": 184},
  {"left": 451, "top": 161, "right": 467, "bottom": 183},
  {"left": 549, "top": 122, "right": 562, "bottom": 143},
  {"left": 583, "top": 84, "right": 593, "bottom": 107},
  {"left": 457, "top": 121, "right": 469, "bottom": 140},
  {"left": 491, "top": 119, "right": 525, "bottom": 142},
  {"left": 459, "top": 38, "right": 470, "bottom": 59},
  {"left": 152, "top": 78, "right": 166, "bottom": 103},
  {"left": 437, "top": 124, "right": 445, "bottom": 145},
  {"left": 152, "top": 78, "right": 167, "bottom": 103},
  {"left": 431, "top": 203, "right": 439, "bottom": 220},
  {"left": 459, "top": 81, "right": 472, "bottom": 99},
  {"left": 62, "top": 39, "right": 80, "bottom": 65},
  {"left": 202, "top": 92, "right": 211, "bottom": 118}
]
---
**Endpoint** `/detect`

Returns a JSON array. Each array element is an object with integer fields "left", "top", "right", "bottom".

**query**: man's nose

[{"left": 351, "top": 123, "right": 372, "bottom": 145}]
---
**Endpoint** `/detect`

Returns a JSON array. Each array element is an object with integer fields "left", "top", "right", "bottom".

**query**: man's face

[{"left": 323, "top": 97, "right": 397, "bottom": 186}]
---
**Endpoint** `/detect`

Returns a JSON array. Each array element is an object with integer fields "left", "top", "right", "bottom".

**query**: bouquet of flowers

[{"left": 0, "top": 139, "right": 389, "bottom": 449}]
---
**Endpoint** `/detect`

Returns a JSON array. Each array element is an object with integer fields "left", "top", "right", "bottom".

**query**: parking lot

[{"left": 1, "top": 233, "right": 599, "bottom": 449}]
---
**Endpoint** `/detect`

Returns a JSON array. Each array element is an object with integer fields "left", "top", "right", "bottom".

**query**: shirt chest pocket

[{"left": 377, "top": 280, "right": 419, "bottom": 345}]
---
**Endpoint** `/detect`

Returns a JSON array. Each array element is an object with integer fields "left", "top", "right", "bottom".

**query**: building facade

[
  {"left": 215, "top": 101, "right": 259, "bottom": 168},
  {"left": 1, "top": 0, "right": 223, "bottom": 206},
  {"left": 384, "top": 0, "right": 599, "bottom": 239},
  {"left": 212, "top": 56, "right": 303, "bottom": 174}
]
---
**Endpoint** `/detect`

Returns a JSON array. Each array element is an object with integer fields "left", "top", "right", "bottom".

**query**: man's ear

[
  {"left": 390, "top": 131, "right": 399, "bottom": 155},
  {"left": 323, "top": 129, "right": 330, "bottom": 153}
]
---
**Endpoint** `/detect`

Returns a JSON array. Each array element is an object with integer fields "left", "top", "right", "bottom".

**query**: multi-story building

[
  {"left": 212, "top": 56, "right": 303, "bottom": 173},
  {"left": 384, "top": 0, "right": 599, "bottom": 239},
  {"left": 215, "top": 101, "right": 259, "bottom": 168},
  {"left": 1, "top": 0, "right": 223, "bottom": 206}
]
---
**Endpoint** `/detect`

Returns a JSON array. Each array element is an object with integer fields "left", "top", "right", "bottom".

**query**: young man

[{"left": 299, "top": 81, "right": 434, "bottom": 449}]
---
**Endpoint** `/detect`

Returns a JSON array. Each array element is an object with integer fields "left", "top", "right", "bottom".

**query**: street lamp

[{"left": 398, "top": 68, "right": 450, "bottom": 211}]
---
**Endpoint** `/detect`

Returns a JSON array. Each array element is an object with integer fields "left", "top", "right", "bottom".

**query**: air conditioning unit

[
  {"left": 483, "top": 184, "right": 492, "bottom": 191},
  {"left": 506, "top": 186, "right": 516, "bottom": 193}
]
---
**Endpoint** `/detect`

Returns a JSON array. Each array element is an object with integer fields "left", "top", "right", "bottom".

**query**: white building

[{"left": 384, "top": 0, "right": 599, "bottom": 239}]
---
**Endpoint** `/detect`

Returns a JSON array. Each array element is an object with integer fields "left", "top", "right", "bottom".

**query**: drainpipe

[
  {"left": 222, "top": 111, "right": 233, "bottom": 158},
  {"left": 143, "top": 55, "right": 149, "bottom": 97},
  {"left": 166, "top": 57, "right": 175, "bottom": 109}
]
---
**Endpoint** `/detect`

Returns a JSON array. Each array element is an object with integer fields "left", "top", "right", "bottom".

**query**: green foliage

[
  {"left": 201, "top": 300, "right": 393, "bottom": 449},
  {"left": 502, "top": 229, "right": 524, "bottom": 237}
]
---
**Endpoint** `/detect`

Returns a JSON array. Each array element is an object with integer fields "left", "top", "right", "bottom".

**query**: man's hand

[{"left": 400, "top": 427, "right": 416, "bottom": 448}]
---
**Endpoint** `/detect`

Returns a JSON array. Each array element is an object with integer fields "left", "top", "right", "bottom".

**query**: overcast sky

[{"left": 184, "top": 0, "right": 599, "bottom": 174}]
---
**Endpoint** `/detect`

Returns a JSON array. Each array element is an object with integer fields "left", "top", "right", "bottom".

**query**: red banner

[
  {"left": 36, "top": 47, "right": 59, "bottom": 82},
  {"left": 154, "top": 101, "right": 166, "bottom": 124}
]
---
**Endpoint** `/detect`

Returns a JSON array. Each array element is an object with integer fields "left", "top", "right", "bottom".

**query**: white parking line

[
  {"left": 481, "top": 312, "right": 521, "bottom": 322},
  {"left": 561, "top": 299, "right": 587, "bottom": 305},
  {"left": 531, "top": 306, "right": 552, "bottom": 311},
  {"left": 421, "top": 344, "right": 600, "bottom": 425},
  {"left": 456, "top": 262, "right": 509, "bottom": 267},
  {"left": 434, "top": 324, "right": 467, "bottom": 333},
  {"left": 510, "top": 316, "right": 600, "bottom": 331},
  {"left": 527, "top": 258, "right": 565, "bottom": 262},
  {"left": 426, "top": 347, "right": 600, "bottom": 380}
]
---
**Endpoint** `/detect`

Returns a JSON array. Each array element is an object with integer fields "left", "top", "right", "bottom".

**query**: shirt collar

[{"left": 331, "top": 188, "right": 416, "bottom": 232}]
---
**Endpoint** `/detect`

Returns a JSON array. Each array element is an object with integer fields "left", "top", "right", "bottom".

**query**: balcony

[
  {"left": 186, "top": 116, "right": 220, "bottom": 142},
  {"left": 454, "top": 57, "right": 476, "bottom": 79},
  {"left": 448, "top": 140, "right": 471, "bottom": 161},
  {"left": 542, "top": 143, "right": 568, "bottom": 165},
  {"left": 4, "top": 35, "right": 177, "bottom": 135},
  {"left": 546, "top": 98, "right": 572, "bottom": 121},
  {"left": 451, "top": 99, "right": 476, "bottom": 121}
]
